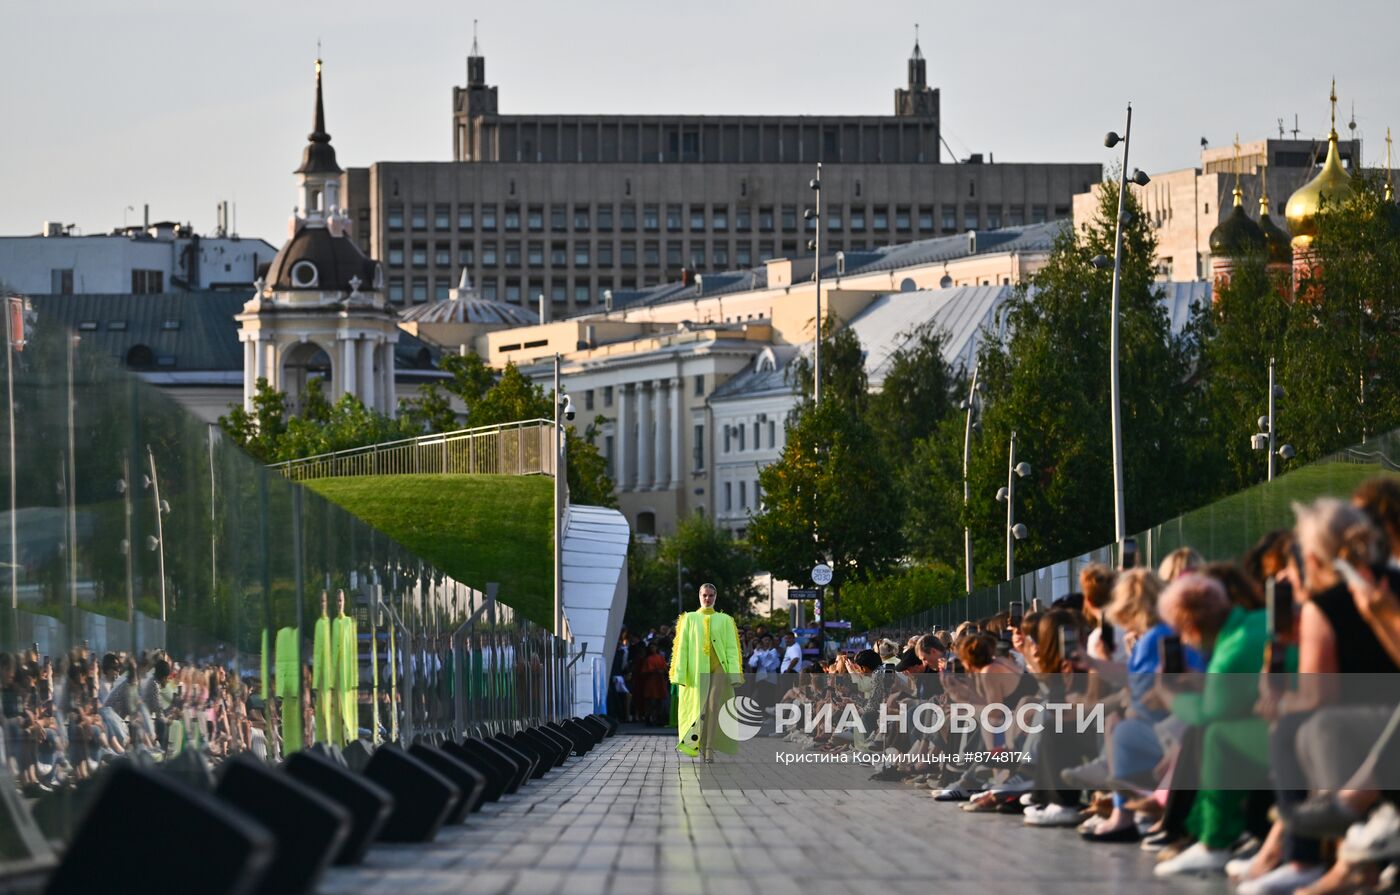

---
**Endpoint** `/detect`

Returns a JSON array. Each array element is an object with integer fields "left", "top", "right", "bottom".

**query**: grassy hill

[{"left": 306, "top": 474, "right": 553, "bottom": 626}]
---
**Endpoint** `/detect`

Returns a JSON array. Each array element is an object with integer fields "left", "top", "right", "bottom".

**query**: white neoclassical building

[{"left": 237, "top": 59, "right": 399, "bottom": 415}]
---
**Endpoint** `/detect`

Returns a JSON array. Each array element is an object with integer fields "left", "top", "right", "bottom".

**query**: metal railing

[{"left": 269, "top": 418, "right": 555, "bottom": 481}]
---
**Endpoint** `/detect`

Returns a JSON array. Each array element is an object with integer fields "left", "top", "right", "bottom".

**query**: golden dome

[{"left": 1285, "top": 82, "right": 1354, "bottom": 246}]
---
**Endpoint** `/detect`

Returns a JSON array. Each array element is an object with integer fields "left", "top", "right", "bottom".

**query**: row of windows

[
  {"left": 385, "top": 225, "right": 1033, "bottom": 273},
  {"left": 723, "top": 420, "right": 778, "bottom": 453},
  {"left": 723, "top": 479, "right": 762, "bottom": 514},
  {"left": 386, "top": 202, "right": 1066, "bottom": 235}
]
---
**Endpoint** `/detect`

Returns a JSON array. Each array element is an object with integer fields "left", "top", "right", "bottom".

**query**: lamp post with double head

[
  {"left": 995, "top": 431, "right": 1032, "bottom": 584},
  {"left": 1102, "top": 107, "right": 1150, "bottom": 555},
  {"left": 959, "top": 363, "right": 983, "bottom": 593},
  {"left": 1251, "top": 357, "right": 1295, "bottom": 481}
]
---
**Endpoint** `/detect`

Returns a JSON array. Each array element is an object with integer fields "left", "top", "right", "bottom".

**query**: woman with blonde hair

[{"left": 1157, "top": 547, "right": 1203, "bottom": 584}]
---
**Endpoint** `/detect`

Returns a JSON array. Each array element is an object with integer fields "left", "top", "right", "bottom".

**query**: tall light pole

[
  {"left": 1251, "top": 357, "right": 1294, "bottom": 481},
  {"left": 995, "top": 431, "right": 1031, "bottom": 582},
  {"left": 959, "top": 363, "right": 982, "bottom": 593},
  {"left": 807, "top": 163, "right": 823, "bottom": 405},
  {"left": 1103, "top": 106, "right": 1150, "bottom": 552},
  {"left": 552, "top": 353, "right": 573, "bottom": 640},
  {"left": 145, "top": 445, "right": 169, "bottom": 627}
]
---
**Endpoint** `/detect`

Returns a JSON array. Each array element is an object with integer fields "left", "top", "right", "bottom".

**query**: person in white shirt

[{"left": 779, "top": 633, "right": 804, "bottom": 673}]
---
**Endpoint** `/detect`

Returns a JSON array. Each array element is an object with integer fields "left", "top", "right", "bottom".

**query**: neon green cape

[{"left": 669, "top": 609, "right": 744, "bottom": 756}]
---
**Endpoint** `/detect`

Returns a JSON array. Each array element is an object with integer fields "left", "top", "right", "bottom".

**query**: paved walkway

[{"left": 321, "top": 735, "right": 1229, "bottom": 895}]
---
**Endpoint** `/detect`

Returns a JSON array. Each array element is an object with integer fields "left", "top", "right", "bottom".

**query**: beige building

[
  {"left": 490, "top": 221, "right": 1069, "bottom": 538},
  {"left": 345, "top": 40, "right": 1100, "bottom": 317},
  {"left": 1072, "top": 137, "right": 1361, "bottom": 281}
]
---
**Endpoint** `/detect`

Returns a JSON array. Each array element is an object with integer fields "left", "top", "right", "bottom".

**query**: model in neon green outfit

[{"left": 669, "top": 583, "right": 743, "bottom": 762}]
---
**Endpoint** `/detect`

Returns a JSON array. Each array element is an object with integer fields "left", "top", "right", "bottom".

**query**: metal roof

[
  {"left": 850, "top": 285, "right": 1014, "bottom": 385},
  {"left": 709, "top": 344, "right": 802, "bottom": 402},
  {"left": 579, "top": 221, "right": 1065, "bottom": 318},
  {"left": 29, "top": 290, "right": 444, "bottom": 373}
]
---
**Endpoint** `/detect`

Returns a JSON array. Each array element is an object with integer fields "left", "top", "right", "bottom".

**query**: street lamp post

[
  {"left": 995, "top": 431, "right": 1032, "bottom": 582},
  {"left": 145, "top": 445, "right": 170, "bottom": 627},
  {"left": 1103, "top": 106, "right": 1150, "bottom": 552},
  {"left": 552, "top": 353, "right": 573, "bottom": 640},
  {"left": 808, "top": 163, "right": 823, "bottom": 405},
  {"left": 959, "top": 363, "right": 982, "bottom": 593},
  {"left": 1251, "top": 357, "right": 1294, "bottom": 481}
]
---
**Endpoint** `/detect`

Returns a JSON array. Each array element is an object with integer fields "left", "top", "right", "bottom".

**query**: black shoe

[
  {"left": 995, "top": 797, "right": 1025, "bottom": 815},
  {"left": 1081, "top": 823, "right": 1141, "bottom": 843}
]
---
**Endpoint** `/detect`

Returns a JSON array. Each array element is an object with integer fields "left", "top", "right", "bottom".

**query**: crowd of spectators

[
  {"left": 777, "top": 476, "right": 1400, "bottom": 895},
  {"left": 1, "top": 646, "right": 268, "bottom": 796}
]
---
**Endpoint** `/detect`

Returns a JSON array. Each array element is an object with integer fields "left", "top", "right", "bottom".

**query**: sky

[{"left": 3, "top": 0, "right": 1398, "bottom": 244}]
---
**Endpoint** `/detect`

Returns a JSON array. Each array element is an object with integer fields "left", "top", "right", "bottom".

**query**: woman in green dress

[{"left": 668, "top": 583, "right": 744, "bottom": 762}]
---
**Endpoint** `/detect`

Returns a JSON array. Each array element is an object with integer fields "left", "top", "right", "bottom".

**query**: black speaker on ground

[
  {"left": 522, "top": 727, "right": 570, "bottom": 766},
  {"left": 545, "top": 721, "right": 588, "bottom": 755},
  {"left": 588, "top": 713, "right": 619, "bottom": 735},
  {"left": 214, "top": 754, "right": 351, "bottom": 895},
  {"left": 364, "top": 744, "right": 458, "bottom": 843},
  {"left": 579, "top": 715, "right": 612, "bottom": 741},
  {"left": 495, "top": 734, "right": 549, "bottom": 780},
  {"left": 524, "top": 726, "right": 570, "bottom": 765},
  {"left": 573, "top": 716, "right": 607, "bottom": 745},
  {"left": 161, "top": 747, "right": 216, "bottom": 791},
  {"left": 555, "top": 720, "right": 597, "bottom": 753},
  {"left": 340, "top": 740, "right": 373, "bottom": 773},
  {"left": 45, "top": 764, "right": 273, "bottom": 895},
  {"left": 461, "top": 737, "right": 529, "bottom": 793},
  {"left": 563, "top": 717, "right": 602, "bottom": 747},
  {"left": 0, "top": 763, "right": 54, "bottom": 882},
  {"left": 284, "top": 748, "right": 394, "bottom": 866},
  {"left": 442, "top": 741, "right": 507, "bottom": 802},
  {"left": 408, "top": 743, "right": 485, "bottom": 822},
  {"left": 486, "top": 734, "right": 539, "bottom": 784}
]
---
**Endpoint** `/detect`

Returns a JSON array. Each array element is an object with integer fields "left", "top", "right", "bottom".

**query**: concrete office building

[{"left": 345, "top": 38, "right": 1101, "bottom": 316}]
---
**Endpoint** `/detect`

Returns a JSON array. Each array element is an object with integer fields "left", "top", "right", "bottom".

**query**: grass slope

[{"left": 306, "top": 474, "right": 553, "bottom": 626}]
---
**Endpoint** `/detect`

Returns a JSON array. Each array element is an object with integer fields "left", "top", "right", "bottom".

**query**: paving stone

[{"left": 320, "top": 734, "right": 1229, "bottom": 895}]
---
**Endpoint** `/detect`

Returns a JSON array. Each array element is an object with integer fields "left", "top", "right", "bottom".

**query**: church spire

[{"left": 296, "top": 55, "right": 341, "bottom": 176}]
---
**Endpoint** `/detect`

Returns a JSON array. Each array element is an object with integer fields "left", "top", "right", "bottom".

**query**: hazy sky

[{"left": 4, "top": 0, "right": 1397, "bottom": 243}]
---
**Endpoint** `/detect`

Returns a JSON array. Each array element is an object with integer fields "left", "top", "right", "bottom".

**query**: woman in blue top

[{"left": 1082, "top": 569, "right": 1205, "bottom": 843}]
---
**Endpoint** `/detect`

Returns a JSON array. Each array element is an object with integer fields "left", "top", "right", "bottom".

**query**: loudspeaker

[
  {"left": 589, "top": 713, "right": 619, "bottom": 735},
  {"left": 545, "top": 721, "right": 587, "bottom": 755},
  {"left": 46, "top": 764, "right": 273, "bottom": 895},
  {"left": 340, "top": 740, "right": 373, "bottom": 773},
  {"left": 364, "top": 744, "right": 458, "bottom": 843},
  {"left": 442, "top": 741, "right": 507, "bottom": 802},
  {"left": 162, "top": 747, "right": 216, "bottom": 791},
  {"left": 574, "top": 717, "right": 607, "bottom": 745},
  {"left": 0, "top": 763, "right": 54, "bottom": 881},
  {"left": 460, "top": 737, "right": 529, "bottom": 793},
  {"left": 284, "top": 748, "right": 394, "bottom": 866},
  {"left": 408, "top": 744, "right": 485, "bottom": 822},
  {"left": 522, "top": 727, "right": 570, "bottom": 767},
  {"left": 494, "top": 734, "right": 548, "bottom": 780},
  {"left": 215, "top": 754, "right": 351, "bottom": 895}
]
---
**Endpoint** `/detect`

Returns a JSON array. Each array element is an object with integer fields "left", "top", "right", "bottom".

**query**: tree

[
  {"left": 749, "top": 398, "right": 902, "bottom": 619},
  {"left": 952, "top": 178, "right": 1203, "bottom": 578},
  {"left": 622, "top": 514, "right": 762, "bottom": 630},
  {"left": 218, "top": 378, "right": 288, "bottom": 464},
  {"left": 840, "top": 562, "right": 962, "bottom": 631},
  {"left": 869, "top": 324, "right": 958, "bottom": 459},
  {"left": 468, "top": 362, "right": 551, "bottom": 426},
  {"left": 567, "top": 417, "right": 617, "bottom": 508}
]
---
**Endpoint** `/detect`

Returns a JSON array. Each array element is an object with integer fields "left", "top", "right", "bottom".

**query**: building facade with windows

[
  {"left": 1071, "top": 136, "right": 1362, "bottom": 281},
  {"left": 0, "top": 224, "right": 275, "bottom": 296},
  {"left": 345, "top": 40, "right": 1100, "bottom": 316}
]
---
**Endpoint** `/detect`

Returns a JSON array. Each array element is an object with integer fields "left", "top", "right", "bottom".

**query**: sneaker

[
  {"left": 1024, "top": 803, "right": 1083, "bottom": 827},
  {"left": 1340, "top": 802, "right": 1400, "bottom": 865},
  {"left": 1059, "top": 756, "right": 1111, "bottom": 790},
  {"left": 1019, "top": 792, "right": 1038, "bottom": 807},
  {"left": 1153, "top": 842, "right": 1231, "bottom": 877},
  {"left": 1081, "top": 822, "right": 1142, "bottom": 843},
  {"left": 1224, "top": 854, "right": 1256, "bottom": 881},
  {"left": 932, "top": 785, "right": 975, "bottom": 802},
  {"left": 1235, "top": 862, "right": 1325, "bottom": 895},
  {"left": 1077, "top": 813, "right": 1105, "bottom": 835},
  {"left": 1140, "top": 829, "right": 1177, "bottom": 853},
  {"left": 985, "top": 775, "right": 1034, "bottom": 796}
]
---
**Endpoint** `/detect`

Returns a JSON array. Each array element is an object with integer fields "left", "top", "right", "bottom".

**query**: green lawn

[{"left": 305, "top": 474, "right": 553, "bottom": 626}]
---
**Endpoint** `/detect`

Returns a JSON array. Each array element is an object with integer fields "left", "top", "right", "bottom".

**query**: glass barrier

[
  {"left": 872, "top": 427, "right": 1400, "bottom": 638},
  {"left": 0, "top": 301, "right": 571, "bottom": 863}
]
